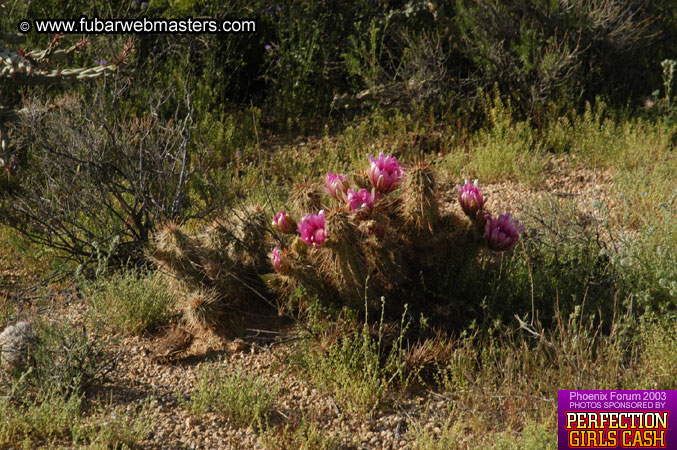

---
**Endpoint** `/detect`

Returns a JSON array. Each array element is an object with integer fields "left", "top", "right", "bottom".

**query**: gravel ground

[{"left": 97, "top": 332, "right": 444, "bottom": 450}]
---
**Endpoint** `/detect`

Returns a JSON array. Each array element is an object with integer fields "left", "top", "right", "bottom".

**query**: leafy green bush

[
  {"left": 621, "top": 193, "right": 677, "bottom": 312},
  {"left": 470, "top": 90, "right": 546, "bottom": 186},
  {"left": 3, "top": 0, "right": 677, "bottom": 130},
  {"left": 28, "top": 321, "right": 113, "bottom": 395},
  {"left": 423, "top": 311, "right": 675, "bottom": 449},
  {"left": 298, "top": 321, "right": 388, "bottom": 416},
  {"left": 260, "top": 417, "right": 341, "bottom": 450}
]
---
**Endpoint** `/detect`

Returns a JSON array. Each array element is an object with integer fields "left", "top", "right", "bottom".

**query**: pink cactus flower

[
  {"left": 270, "top": 246, "right": 291, "bottom": 274},
  {"left": 272, "top": 210, "right": 296, "bottom": 234},
  {"left": 271, "top": 247, "right": 283, "bottom": 272},
  {"left": 367, "top": 152, "right": 404, "bottom": 193},
  {"left": 484, "top": 213, "right": 523, "bottom": 252},
  {"left": 324, "top": 173, "right": 349, "bottom": 201},
  {"left": 297, "top": 210, "right": 327, "bottom": 248},
  {"left": 345, "top": 188, "right": 378, "bottom": 218},
  {"left": 458, "top": 179, "right": 484, "bottom": 218}
]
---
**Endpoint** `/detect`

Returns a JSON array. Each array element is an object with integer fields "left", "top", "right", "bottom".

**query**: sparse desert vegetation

[{"left": 0, "top": 1, "right": 675, "bottom": 448}]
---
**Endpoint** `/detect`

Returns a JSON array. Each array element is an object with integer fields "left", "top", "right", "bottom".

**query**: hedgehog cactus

[
  {"left": 357, "top": 219, "right": 404, "bottom": 291},
  {"left": 345, "top": 188, "right": 378, "bottom": 218},
  {"left": 148, "top": 205, "right": 270, "bottom": 329},
  {"left": 197, "top": 206, "right": 269, "bottom": 272},
  {"left": 272, "top": 210, "right": 296, "bottom": 234},
  {"left": 148, "top": 222, "right": 207, "bottom": 286},
  {"left": 298, "top": 210, "right": 327, "bottom": 248},
  {"left": 271, "top": 247, "right": 282, "bottom": 272},
  {"left": 399, "top": 163, "right": 438, "bottom": 235},
  {"left": 181, "top": 289, "right": 224, "bottom": 330},
  {"left": 234, "top": 207, "right": 269, "bottom": 267},
  {"left": 290, "top": 181, "right": 323, "bottom": 214},
  {"left": 200, "top": 219, "right": 238, "bottom": 252},
  {"left": 149, "top": 152, "right": 523, "bottom": 326},
  {"left": 316, "top": 209, "right": 369, "bottom": 303},
  {"left": 270, "top": 246, "right": 293, "bottom": 276}
]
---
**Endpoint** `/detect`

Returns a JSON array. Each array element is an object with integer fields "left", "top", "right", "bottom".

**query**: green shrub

[
  {"left": 188, "top": 364, "right": 279, "bottom": 429},
  {"left": 1, "top": 82, "right": 216, "bottom": 265},
  {"left": 490, "top": 198, "right": 621, "bottom": 324},
  {"left": 0, "top": 319, "right": 119, "bottom": 448},
  {"left": 621, "top": 192, "right": 677, "bottom": 312},
  {"left": 298, "top": 322, "right": 386, "bottom": 416},
  {"left": 293, "top": 299, "right": 416, "bottom": 417},
  {"left": 260, "top": 418, "right": 341, "bottom": 450},
  {"left": 74, "top": 399, "right": 155, "bottom": 450},
  {"left": 454, "top": 0, "right": 658, "bottom": 117},
  {"left": 422, "top": 311, "right": 675, "bottom": 449},
  {"left": 0, "top": 387, "right": 82, "bottom": 448},
  {"left": 412, "top": 420, "right": 557, "bottom": 450},
  {"left": 27, "top": 321, "right": 113, "bottom": 395},
  {"left": 0, "top": 384, "right": 153, "bottom": 449},
  {"left": 470, "top": 90, "right": 546, "bottom": 186},
  {"left": 87, "top": 270, "right": 177, "bottom": 335},
  {"left": 634, "top": 315, "right": 677, "bottom": 389}
]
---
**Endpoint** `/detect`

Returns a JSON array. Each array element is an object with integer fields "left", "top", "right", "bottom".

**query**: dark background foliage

[{"left": 1, "top": 0, "right": 675, "bottom": 267}]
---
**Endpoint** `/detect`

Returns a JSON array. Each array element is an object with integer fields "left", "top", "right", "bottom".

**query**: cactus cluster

[
  {"left": 147, "top": 206, "right": 269, "bottom": 332},
  {"left": 146, "top": 153, "right": 523, "bottom": 328},
  {"left": 266, "top": 153, "right": 523, "bottom": 315}
]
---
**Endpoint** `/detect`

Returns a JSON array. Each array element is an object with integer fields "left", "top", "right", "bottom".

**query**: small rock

[{"left": 0, "top": 321, "right": 35, "bottom": 372}]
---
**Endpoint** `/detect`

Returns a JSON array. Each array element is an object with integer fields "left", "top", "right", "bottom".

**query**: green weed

[
  {"left": 0, "top": 387, "right": 82, "bottom": 448},
  {"left": 87, "top": 270, "right": 178, "bottom": 335},
  {"left": 260, "top": 418, "right": 341, "bottom": 450},
  {"left": 0, "top": 385, "right": 153, "bottom": 449},
  {"left": 188, "top": 364, "right": 279, "bottom": 429}
]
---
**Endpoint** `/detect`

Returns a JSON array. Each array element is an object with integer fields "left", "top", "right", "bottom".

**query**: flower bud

[
  {"left": 272, "top": 210, "right": 297, "bottom": 234},
  {"left": 457, "top": 179, "right": 484, "bottom": 219}
]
